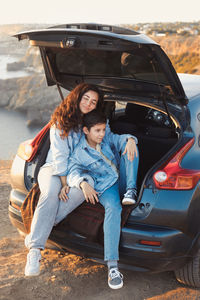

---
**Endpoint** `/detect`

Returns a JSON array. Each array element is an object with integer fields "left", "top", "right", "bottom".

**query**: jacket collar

[{"left": 80, "top": 134, "right": 105, "bottom": 150}]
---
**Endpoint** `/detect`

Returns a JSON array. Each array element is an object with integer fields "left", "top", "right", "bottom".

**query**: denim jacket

[
  {"left": 67, "top": 131, "right": 137, "bottom": 195},
  {"left": 44, "top": 121, "right": 122, "bottom": 176}
]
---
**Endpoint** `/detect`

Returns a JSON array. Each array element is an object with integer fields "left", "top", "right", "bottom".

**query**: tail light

[
  {"left": 153, "top": 138, "right": 200, "bottom": 190},
  {"left": 17, "top": 123, "right": 50, "bottom": 161},
  {"left": 17, "top": 139, "right": 34, "bottom": 160}
]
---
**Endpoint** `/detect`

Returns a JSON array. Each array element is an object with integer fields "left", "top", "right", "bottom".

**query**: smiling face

[
  {"left": 83, "top": 123, "right": 106, "bottom": 148},
  {"left": 79, "top": 90, "right": 99, "bottom": 114}
]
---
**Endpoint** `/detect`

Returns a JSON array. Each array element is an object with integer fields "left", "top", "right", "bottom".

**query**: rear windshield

[{"left": 49, "top": 47, "right": 169, "bottom": 85}]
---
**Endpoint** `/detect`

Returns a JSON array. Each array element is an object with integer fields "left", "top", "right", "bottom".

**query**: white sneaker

[
  {"left": 122, "top": 188, "right": 137, "bottom": 205},
  {"left": 108, "top": 268, "right": 123, "bottom": 289},
  {"left": 25, "top": 248, "right": 41, "bottom": 276}
]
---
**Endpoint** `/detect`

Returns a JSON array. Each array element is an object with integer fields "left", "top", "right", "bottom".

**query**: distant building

[
  {"left": 151, "top": 31, "right": 166, "bottom": 37},
  {"left": 177, "top": 27, "right": 198, "bottom": 35}
]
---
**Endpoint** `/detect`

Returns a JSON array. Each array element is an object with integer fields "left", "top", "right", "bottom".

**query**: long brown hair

[{"left": 50, "top": 83, "right": 104, "bottom": 138}]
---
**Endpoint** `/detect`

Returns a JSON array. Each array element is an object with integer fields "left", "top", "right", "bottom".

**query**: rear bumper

[{"left": 9, "top": 188, "right": 196, "bottom": 273}]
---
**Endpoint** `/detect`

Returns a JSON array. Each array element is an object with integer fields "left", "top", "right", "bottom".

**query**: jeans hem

[{"left": 104, "top": 256, "right": 119, "bottom": 261}]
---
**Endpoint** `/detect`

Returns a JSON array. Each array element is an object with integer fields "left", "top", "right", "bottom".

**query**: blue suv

[{"left": 9, "top": 23, "right": 200, "bottom": 288}]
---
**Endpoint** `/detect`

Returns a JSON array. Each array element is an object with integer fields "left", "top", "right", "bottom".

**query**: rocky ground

[{"left": 0, "top": 160, "right": 200, "bottom": 300}]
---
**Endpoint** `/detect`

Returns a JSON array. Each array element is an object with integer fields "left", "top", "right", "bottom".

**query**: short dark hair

[{"left": 83, "top": 110, "right": 107, "bottom": 130}]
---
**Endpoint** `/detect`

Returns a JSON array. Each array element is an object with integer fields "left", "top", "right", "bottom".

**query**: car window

[
  {"left": 53, "top": 48, "right": 169, "bottom": 86},
  {"left": 115, "top": 101, "right": 126, "bottom": 111}
]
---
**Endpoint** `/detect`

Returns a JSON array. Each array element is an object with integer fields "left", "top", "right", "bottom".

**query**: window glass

[
  {"left": 55, "top": 48, "right": 168, "bottom": 85},
  {"left": 115, "top": 101, "right": 126, "bottom": 111}
]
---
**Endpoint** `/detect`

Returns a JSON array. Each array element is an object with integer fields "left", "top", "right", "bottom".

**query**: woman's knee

[
  {"left": 37, "top": 167, "right": 61, "bottom": 208},
  {"left": 38, "top": 170, "right": 61, "bottom": 197},
  {"left": 36, "top": 191, "right": 59, "bottom": 212}
]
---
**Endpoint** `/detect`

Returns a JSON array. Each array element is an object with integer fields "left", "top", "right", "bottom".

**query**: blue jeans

[
  {"left": 99, "top": 146, "right": 139, "bottom": 261},
  {"left": 27, "top": 145, "right": 139, "bottom": 260},
  {"left": 26, "top": 165, "right": 92, "bottom": 250}
]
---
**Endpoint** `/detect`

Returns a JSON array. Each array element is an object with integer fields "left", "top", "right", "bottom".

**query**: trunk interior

[
  {"left": 26, "top": 100, "right": 179, "bottom": 192},
  {"left": 108, "top": 100, "right": 179, "bottom": 189}
]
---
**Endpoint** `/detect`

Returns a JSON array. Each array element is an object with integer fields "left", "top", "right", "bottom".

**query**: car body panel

[
  {"left": 130, "top": 186, "right": 200, "bottom": 235},
  {"left": 178, "top": 73, "right": 200, "bottom": 99},
  {"left": 10, "top": 156, "right": 27, "bottom": 193},
  {"left": 8, "top": 187, "right": 198, "bottom": 272}
]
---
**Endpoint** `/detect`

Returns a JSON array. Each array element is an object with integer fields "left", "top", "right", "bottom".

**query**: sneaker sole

[
  {"left": 108, "top": 281, "right": 123, "bottom": 289},
  {"left": 25, "top": 259, "right": 41, "bottom": 277},
  {"left": 122, "top": 198, "right": 136, "bottom": 205},
  {"left": 25, "top": 269, "right": 40, "bottom": 277}
]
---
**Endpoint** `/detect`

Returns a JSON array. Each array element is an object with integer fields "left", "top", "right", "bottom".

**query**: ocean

[
  {"left": 0, "top": 54, "right": 42, "bottom": 160},
  {"left": 0, "top": 108, "right": 42, "bottom": 160}
]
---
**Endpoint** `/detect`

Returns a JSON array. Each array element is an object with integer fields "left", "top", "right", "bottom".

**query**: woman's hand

[
  {"left": 80, "top": 181, "right": 99, "bottom": 205},
  {"left": 59, "top": 184, "right": 70, "bottom": 202},
  {"left": 122, "top": 138, "right": 138, "bottom": 161}
]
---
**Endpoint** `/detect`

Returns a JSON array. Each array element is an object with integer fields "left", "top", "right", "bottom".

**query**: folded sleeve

[
  {"left": 105, "top": 121, "right": 138, "bottom": 151},
  {"left": 67, "top": 156, "right": 91, "bottom": 189}
]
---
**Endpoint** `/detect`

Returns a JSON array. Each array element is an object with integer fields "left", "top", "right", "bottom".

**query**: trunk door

[{"left": 14, "top": 24, "right": 188, "bottom": 107}]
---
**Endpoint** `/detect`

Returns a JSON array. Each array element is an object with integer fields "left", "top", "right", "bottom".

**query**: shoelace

[
  {"left": 109, "top": 268, "right": 123, "bottom": 280},
  {"left": 125, "top": 189, "right": 137, "bottom": 198}
]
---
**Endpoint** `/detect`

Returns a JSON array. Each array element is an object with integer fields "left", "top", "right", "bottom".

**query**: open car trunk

[
  {"left": 108, "top": 101, "right": 179, "bottom": 189},
  {"left": 21, "top": 97, "right": 180, "bottom": 243},
  {"left": 16, "top": 23, "right": 187, "bottom": 193},
  {"left": 26, "top": 100, "right": 179, "bottom": 194}
]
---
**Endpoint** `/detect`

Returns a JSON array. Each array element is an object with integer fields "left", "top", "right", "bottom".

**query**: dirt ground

[{"left": 1, "top": 160, "right": 200, "bottom": 300}]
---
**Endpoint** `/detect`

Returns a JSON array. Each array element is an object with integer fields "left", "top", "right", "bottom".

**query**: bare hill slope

[{"left": 154, "top": 35, "right": 200, "bottom": 74}]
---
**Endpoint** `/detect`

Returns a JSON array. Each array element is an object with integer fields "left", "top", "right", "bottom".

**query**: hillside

[{"left": 154, "top": 35, "right": 200, "bottom": 74}]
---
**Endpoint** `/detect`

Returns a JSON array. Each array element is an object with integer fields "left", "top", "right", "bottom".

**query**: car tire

[{"left": 174, "top": 249, "right": 200, "bottom": 288}]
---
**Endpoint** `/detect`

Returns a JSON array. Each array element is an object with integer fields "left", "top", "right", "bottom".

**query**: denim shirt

[
  {"left": 44, "top": 121, "right": 118, "bottom": 176},
  {"left": 67, "top": 130, "right": 137, "bottom": 195}
]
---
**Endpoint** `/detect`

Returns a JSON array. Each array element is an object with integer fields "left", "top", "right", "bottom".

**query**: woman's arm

[
  {"left": 49, "top": 125, "right": 78, "bottom": 201},
  {"left": 50, "top": 126, "right": 71, "bottom": 176}
]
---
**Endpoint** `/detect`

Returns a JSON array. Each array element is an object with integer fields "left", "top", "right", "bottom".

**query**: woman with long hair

[{"left": 24, "top": 83, "right": 103, "bottom": 276}]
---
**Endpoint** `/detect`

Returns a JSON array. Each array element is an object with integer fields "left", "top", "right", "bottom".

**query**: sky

[{"left": 0, "top": 0, "right": 200, "bottom": 25}]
